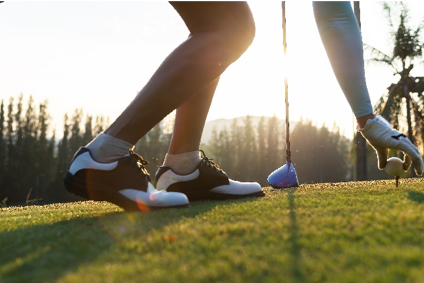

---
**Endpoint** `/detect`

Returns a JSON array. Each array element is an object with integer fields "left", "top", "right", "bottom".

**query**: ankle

[
  {"left": 357, "top": 113, "right": 375, "bottom": 129},
  {"left": 163, "top": 151, "right": 201, "bottom": 175},
  {"left": 86, "top": 133, "right": 133, "bottom": 162}
]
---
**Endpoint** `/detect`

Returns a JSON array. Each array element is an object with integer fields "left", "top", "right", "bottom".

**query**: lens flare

[{"left": 136, "top": 197, "right": 151, "bottom": 212}]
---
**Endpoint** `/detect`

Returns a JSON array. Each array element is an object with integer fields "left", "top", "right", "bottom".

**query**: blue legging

[{"left": 313, "top": 1, "right": 373, "bottom": 118}]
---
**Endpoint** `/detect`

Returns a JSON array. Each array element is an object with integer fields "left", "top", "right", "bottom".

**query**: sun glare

[{"left": 1, "top": 2, "right": 422, "bottom": 139}]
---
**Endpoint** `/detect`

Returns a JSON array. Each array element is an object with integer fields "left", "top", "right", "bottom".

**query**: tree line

[
  {"left": 205, "top": 116, "right": 354, "bottom": 186},
  {"left": 0, "top": 94, "right": 108, "bottom": 205},
  {"left": 1, "top": 94, "right": 398, "bottom": 206}
]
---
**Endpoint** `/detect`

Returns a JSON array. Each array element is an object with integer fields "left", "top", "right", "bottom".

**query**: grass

[{"left": 1, "top": 178, "right": 424, "bottom": 283}]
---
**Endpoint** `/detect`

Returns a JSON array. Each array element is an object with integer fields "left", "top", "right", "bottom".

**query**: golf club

[{"left": 267, "top": 1, "right": 299, "bottom": 188}]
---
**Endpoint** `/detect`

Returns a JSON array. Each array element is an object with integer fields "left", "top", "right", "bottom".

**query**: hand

[{"left": 359, "top": 115, "right": 423, "bottom": 176}]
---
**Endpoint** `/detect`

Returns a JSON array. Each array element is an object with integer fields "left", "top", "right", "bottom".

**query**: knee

[
  {"left": 209, "top": 20, "right": 256, "bottom": 65},
  {"left": 224, "top": 21, "right": 256, "bottom": 62},
  {"left": 192, "top": 13, "right": 256, "bottom": 66}
]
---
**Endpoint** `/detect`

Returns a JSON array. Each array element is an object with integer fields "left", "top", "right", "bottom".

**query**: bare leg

[
  {"left": 168, "top": 78, "right": 219, "bottom": 154},
  {"left": 105, "top": 2, "right": 255, "bottom": 145},
  {"left": 66, "top": 2, "right": 257, "bottom": 210}
]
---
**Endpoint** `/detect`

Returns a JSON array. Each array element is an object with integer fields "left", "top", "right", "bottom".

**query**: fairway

[{"left": 2, "top": 178, "right": 424, "bottom": 283}]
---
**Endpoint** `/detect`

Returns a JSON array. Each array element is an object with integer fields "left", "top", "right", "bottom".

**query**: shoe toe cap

[
  {"left": 119, "top": 187, "right": 189, "bottom": 208},
  {"left": 161, "top": 191, "right": 190, "bottom": 206},
  {"left": 210, "top": 180, "right": 263, "bottom": 195}
]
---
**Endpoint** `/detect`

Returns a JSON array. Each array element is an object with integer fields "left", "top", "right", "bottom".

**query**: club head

[{"left": 268, "top": 161, "right": 299, "bottom": 189}]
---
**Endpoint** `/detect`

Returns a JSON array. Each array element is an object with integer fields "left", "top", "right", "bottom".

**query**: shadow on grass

[
  {"left": 407, "top": 190, "right": 424, "bottom": 204},
  {"left": 1, "top": 214, "right": 116, "bottom": 283},
  {"left": 0, "top": 199, "right": 240, "bottom": 283},
  {"left": 286, "top": 188, "right": 306, "bottom": 283}
]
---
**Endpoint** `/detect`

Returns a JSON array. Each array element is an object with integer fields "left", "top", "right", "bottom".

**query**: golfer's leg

[
  {"left": 169, "top": 79, "right": 219, "bottom": 155},
  {"left": 156, "top": 73, "right": 264, "bottom": 199},
  {"left": 313, "top": 1, "right": 373, "bottom": 125},
  {"left": 104, "top": 2, "right": 255, "bottom": 145},
  {"left": 154, "top": 3, "right": 264, "bottom": 199},
  {"left": 160, "top": 78, "right": 218, "bottom": 174},
  {"left": 65, "top": 2, "right": 257, "bottom": 210}
]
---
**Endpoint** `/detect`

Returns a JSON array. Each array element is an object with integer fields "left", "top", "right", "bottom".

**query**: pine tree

[
  {"left": 37, "top": 101, "right": 51, "bottom": 200},
  {"left": 4, "top": 97, "right": 15, "bottom": 201},
  {"left": 208, "top": 126, "right": 219, "bottom": 156},
  {"left": 0, "top": 99, "right": 7, "bottom": 201},
  {"left": 14, "top": 94, "right": 24, "bottom": 169},
  {"left": 240, "top": 115, "right": 257, "bottom": 181},
  {"left": 135, "top": 122, "right": 169, "bottom": 173},
  {"left": 229, "top": 119, "right": 242, "bottom": 178},
  {"left": 6, "top": 97, "right": 14, "bottom": 167},
  {"left": 266, "top": 115, "right": 280, "bottom": 177},
  {"left": 21, "top": 95, "right": 38, "bottom": 200},
  {"left": 291, "top": 119, "right": 318, "bottom": 183},
  {"left": 256, "top": 116, "right": 267, "bottom": 185},
  {"left": 0, "top": 100, "right": 5, "bottom": 187},
  {"left": 54, "top": 113, "right": 70, "bottom": 198},
  {"left": 217, "top": 126, "right": 231, "bottom": 175},
  {"left": 68, "top": 109, "right": 83, "bottom": 156},
  {"left": 82, "top": 114, "right": 93, "bottom": 146},
  {"left": 93, "top": 115, "right": 107, "bottom": 136}
]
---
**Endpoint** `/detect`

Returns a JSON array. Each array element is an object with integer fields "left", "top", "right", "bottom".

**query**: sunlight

[
  {"left": 209, "top": 2, "right": 355, "bottom": 135},
  {"left": 0, "top": 2, "right": 423, "bottom": 139}
]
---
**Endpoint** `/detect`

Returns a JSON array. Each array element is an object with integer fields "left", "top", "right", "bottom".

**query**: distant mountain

[{"left": 201, "top": 116, "right": 295, "bottom": 144}]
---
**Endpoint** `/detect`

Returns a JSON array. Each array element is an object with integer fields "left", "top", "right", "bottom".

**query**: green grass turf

[{"left": 1, "top": 178, "right": 424, "bottom": 283}]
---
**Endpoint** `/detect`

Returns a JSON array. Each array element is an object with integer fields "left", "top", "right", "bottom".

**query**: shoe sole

[
  {"left": 182, "top": 190, "right": 265, "bottom": 202},
  {"left": 63, "top": 172, "right": 190, "bottom": 212}
]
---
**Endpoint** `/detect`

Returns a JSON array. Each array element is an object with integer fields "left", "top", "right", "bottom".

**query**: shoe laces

[
  {"left": 200, "top": 150, "right": 223, "bottom": 173},
  {"left": 128, "top": 149, "right": 150, "bottom": 176}
]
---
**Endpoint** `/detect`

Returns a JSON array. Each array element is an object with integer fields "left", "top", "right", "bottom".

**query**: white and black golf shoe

[
  {"left": 359, "top": 115, "right": 423, "bottom": 175},
  {"left": 63, "top": 148, "right": 189, "bottom": 211},
  {"left": 154, "top": 150, "right": 265, "bottom": 201}
]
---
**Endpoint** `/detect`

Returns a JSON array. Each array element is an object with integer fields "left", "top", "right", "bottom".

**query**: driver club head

[{"left": 267, "top": 161, "right": 299, "bottom": 189}]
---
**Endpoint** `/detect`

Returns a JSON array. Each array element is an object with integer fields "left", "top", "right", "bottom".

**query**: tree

[
  {"left": 354, "top": 1, "right": 368, "bottom": 181},
  {"left": 82, "top": 114, "right": 93, "bottom": 146},
  {"left": 37, "top": 101, "right": 52, "bottom": 200},
  {"left": 135, "top": 121, "right": 170, "bottom": 174},
  {"left": 229, "top": 119, "right": 243, "bottom": 178},
  {"left": 256, "top": 116, "right": 268, "bottom": 184},
  {"left": 290, "top": 119, "right": 318, "bottom": 183},
  {"left": 54, "top": 113, "right": 70, "bottom": 194},
  {"left": 289, "top": 119, "right": 352, "bottom": 184},
  {"left": 266, "top": 115, "right": 280, "bottom": 177},
  {"left": 68, "top": 109, "right": 83, "bottom": 156},
  {"left": 21, "top": 95, "right": 38, "bottom": 200},
  {"left": 0, "top": 94, "right": 118, "bottom": 204},
  {"left": 93, "top": 115, "right": 108, "bottom": 136},
  {"left": 366, "top": 2, "right": 424, "bottom": 175},
  {"left": 239, "top": 115, "right": 257, "bottom": 181},
  {"left": 0, "top": 100, "right": 5, "bottom": 186},
  {"left": 4, "top": 97, "right": 15, "bottom": 200}
]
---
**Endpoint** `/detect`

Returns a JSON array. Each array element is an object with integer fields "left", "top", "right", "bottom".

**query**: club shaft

[{"left": 282, "top": 1, "right": 291, "bottom": 163}]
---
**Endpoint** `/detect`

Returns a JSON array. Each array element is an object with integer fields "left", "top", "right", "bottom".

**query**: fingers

[
  {"left": 374, "top": 145, "right": 388, "bottom": 170},
  {"left": 414, "top": 160, "right": 423, "bottom": 176},
  {"left": 397, "top": 139, "right": 423, "bottom": 176},
  {"left": 402, "top": 154, "right": 412, "bottom": 171}
]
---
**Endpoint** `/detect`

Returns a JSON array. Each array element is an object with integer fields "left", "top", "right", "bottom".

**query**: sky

[{"left": 1, "top": 1, "right": 424, "bottom": 138}]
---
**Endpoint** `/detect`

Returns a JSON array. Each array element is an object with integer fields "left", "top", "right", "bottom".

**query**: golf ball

[{"left": 384, "top": 157, "right": 404, "bottom": 177}]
